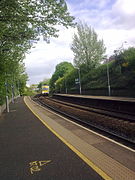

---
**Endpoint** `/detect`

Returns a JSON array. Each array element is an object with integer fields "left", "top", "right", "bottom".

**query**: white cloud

[
  {"left": 25, "top": 0, "right": 135, "bottom": 85},
  {"left": 111, "top": 0, "right": 135, "bottom": 29},
  {"left": 24, "top": 28, "right": 74, "bottom": 85},
  {"left": 113, "top": 0, "right": 135, "bottom": 15},
  {"left": 97, "top": 29, "right": 135, "bottom": 56}
]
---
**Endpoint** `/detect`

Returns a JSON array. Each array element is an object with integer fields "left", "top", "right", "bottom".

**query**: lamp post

[
  {"left": 121, "top": 41, "right": 127, "bottom": 50},
  {"left": 76, "top": 68, "right": 82, "bottom": 95},
  {"left": 64, "top": 78, "right": 67, "bottom": 94},
  {"left": 11, "top": 84, "right": 14, "bottom": 103},
  {"left": 106, "top": 61, "right": 111, "bottom": 96},
  {"left": 106, "top": 41, "right": 128, "bottom": 96},
  {"left": 17, "top": 80, "right": 20, "bottom": 96},
  {"left": 54, "top": 83, "right": 56, "bottom": 93},
  {"left": 5, "top": 82, "right": 9, "bottom": 112}
]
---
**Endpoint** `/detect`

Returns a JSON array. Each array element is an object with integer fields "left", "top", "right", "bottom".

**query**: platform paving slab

[
  {"left": 0, "top": 97, "right": 103, "bottom": 180},
  {"left": 25, "top": 96, "right": 135, "bottom": 180}
]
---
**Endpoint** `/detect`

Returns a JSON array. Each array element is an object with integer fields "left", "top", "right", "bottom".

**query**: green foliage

[
  {"left": 80, "top": 63, "right": 107, "bottom": 89},
  {"left": 0, "top": 0, "right": 75, "bottom": 44},
  {"left": 115, "top": 47, "right": 135, "bottom": 69},
  {"left": 71, "top": 21, "right": 106, "bottom": 71},
  {"left": 55, "top": 77, "right": 64, "bottom": 92},
  {"left": 39, "top": 79, "right": 50, "bottom": 87},
  {"left": 65, "top": 69, "right": 77, "bottom": 88},
  {"left": 23, "top": 87, "right": 36, "bottom": 96},
  {"left": 0, "top": 0, "right": 75, "bottom": 104},
  {"left": 49, "top": 62, "right": 74, "bottom": 92},
  {"left": 81, "top": 47, "right": 135, "bottom": 90},
  {"left": 50, "top": 47, "right": 135, "bottom": 95}
]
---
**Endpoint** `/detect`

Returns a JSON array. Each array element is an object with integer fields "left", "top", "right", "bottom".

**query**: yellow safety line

[{"left": 24, "top": 97, "right": 112, "bottom": 180}]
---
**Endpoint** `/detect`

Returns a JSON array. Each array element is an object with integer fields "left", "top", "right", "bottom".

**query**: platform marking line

[
  {"left": 32, "top": 97, "right": 135, "bottom": 153},
  {"left": 24, "top": 97, "right": 112, "bottom": 180}
]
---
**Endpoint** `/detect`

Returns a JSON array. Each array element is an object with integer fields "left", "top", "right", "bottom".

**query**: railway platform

[
  {"left": 53, "top": 94, "right": 135, "bottom": 116},
  {"left": 0, "top": 96, "right": 135, "bottom": 180},
  {"left": 0, "top": 97, "right": 103, "bottom": 180},
  {"left": 53, "top": 93, "right": 135, "bottom": 102}
]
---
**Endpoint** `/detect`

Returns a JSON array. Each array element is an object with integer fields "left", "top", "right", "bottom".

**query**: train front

[{"left": 41, "top": 85, "right": 49, "bottom": 95}]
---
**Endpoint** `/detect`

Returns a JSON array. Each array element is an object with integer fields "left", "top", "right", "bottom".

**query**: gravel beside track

[{"left": 33, "top": 96, "right": 135, "bottom": 144}]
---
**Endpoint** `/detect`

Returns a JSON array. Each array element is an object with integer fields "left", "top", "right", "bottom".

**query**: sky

[{"left": 24, "top": 0, "right": 135, "bottom": 86}]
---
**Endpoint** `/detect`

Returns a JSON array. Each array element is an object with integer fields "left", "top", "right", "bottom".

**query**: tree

[
  {"left": 37, "top": 79, "right": 50, "bottom": 92},
  {"left": 0, "top": 0, "right": 75, "bottom": 72},
  {"left": 0, "top": 0, "right": 75, "bottom": 103},
  {"left": 114, "top": 47, "right": 135, "bottom": 73},
  {"left": 0, "top": 0, "right": 75, "bottom": 46},
  {"left": 71, "top": 21, "right": 106, "bottom": 71},
  {"left": 49, "top": 62, "right": 74, "bottom": 92}
]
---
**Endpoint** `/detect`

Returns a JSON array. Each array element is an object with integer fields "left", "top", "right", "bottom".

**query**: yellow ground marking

[
  {"left": 30, "top": 161, "right": 38, "bottom": 167},
  {"left": 29, "top": 160, "right": 51, "bottom": 174},
  {"left": 30, "top": 165, "right": 41, "bottom": 174},
  {"left": 39, "top": 160, "right": 51, "bottom": 167},
  {"left": 24, "top": 97, "right": 112, "bottom": 180}
]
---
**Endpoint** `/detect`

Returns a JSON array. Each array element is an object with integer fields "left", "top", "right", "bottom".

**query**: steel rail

[
  {"left": 49, "top": 97, "right": 135, "bottom": 122},
  {"left": 33, "top": 97, "right": 135, "bottom": 144}
]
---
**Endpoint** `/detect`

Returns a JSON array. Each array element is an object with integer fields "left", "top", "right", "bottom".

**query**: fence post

[{"left": 6, "top": 95, "right": 9, "bottom": 112}]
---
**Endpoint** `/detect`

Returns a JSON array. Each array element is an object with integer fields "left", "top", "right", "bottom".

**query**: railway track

[
  {"left": 50, "top": 96, "right": 135, "bottom": 122},
  {"left": 32, "top": 95, "right": 135, "bottom": 145}
]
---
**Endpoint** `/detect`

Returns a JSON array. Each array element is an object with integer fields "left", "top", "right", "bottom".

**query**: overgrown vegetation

[
  {"left": 49, "top": 47, "right": 135, "bottom": 97},
  {"left": 49, "top": 21, "right": 135, "bottom": 97},
  {"left": 0, "top": 0, "right": 75, "bottom": 105},
  {"left": 49, "top": 62, "right": 74, "bottom": 93}
]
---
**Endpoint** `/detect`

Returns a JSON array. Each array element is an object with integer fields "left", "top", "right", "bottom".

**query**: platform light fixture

[{"left": 75, "top": 67, "right": 82, "bottom": 95}]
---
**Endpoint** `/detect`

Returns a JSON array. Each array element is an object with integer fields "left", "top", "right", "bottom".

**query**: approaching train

[{"left": 41, "top": 85, "right": 49, "bottom": 95}]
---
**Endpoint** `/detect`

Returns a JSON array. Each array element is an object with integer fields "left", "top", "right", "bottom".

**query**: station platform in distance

[
  {"left": 54, "top": 93, "right": 135, "bottom": 102},
  {"left": 0, "top": 96, "right": 135, "bottom": 180}
]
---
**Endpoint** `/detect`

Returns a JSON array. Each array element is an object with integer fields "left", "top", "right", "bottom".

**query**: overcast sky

[{"left": 24, "top": 0, "right": 135, "bottom": 86}]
